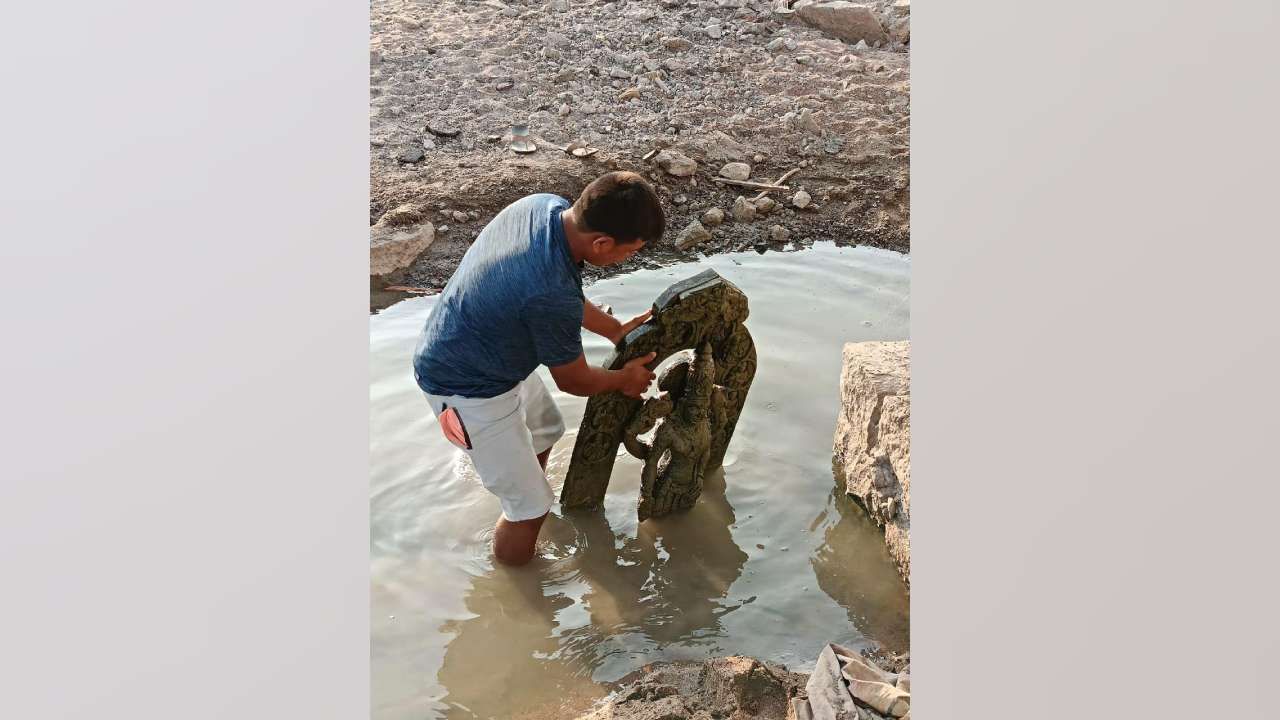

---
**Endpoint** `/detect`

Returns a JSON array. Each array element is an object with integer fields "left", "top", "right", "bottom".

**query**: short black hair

[{"left": 572, "top": 171, "right": 666, "bottom": 246}]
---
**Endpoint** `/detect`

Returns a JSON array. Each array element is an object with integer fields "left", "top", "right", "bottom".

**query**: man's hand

[
  {"left": 610, "top": 308, "right": 653, "bottom": 345},
  {"left": 618, "top": 352, "right": 657, "bottom": 398}
]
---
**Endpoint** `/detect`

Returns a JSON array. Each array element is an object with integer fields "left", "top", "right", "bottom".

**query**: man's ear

[{"left": 592, "top": 235, "right": 617, "bottom": 252}]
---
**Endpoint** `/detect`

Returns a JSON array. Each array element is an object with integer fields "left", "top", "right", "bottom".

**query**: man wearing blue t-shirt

[{"left": 413, "top": 172, "right": 665, "bottom": 566}]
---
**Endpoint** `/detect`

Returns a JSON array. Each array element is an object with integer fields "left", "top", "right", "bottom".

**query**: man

[{"left": 412, "top": 171, "right": 665, "bottom": 566}]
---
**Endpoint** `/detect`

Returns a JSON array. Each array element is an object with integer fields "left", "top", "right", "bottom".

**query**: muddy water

[{"left": 371, "top": 243, "right": 910, "bottom": 720}]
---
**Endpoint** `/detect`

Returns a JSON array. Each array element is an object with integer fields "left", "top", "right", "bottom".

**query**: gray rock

[
  {"left": 755, "top": 196, "right": 777, "bottom": 214},
  {"left": 769, "top": 224, "right": 790, "bottom": 242},
  {"left": 797, "top": 107, "right": 822, "bottom": 134},
  {"left": 452, "top": 210, "right": 468, "bottom": 222},
  {"left": 675, "top": 219, "right": 713, "bottom": 250},
  {"left": 705, "top": 24, "right": 723, "bottom": 39},
  {"left": 792, "top": 190, "right": 812, "bottom": 208},
  {"left": 702, "top": 207, "right": 725, "bottom": 226},
  {"left": 398, "top": 147, "right": 425, "bottom": 163},
  {"left": 732, "top": 195, "right": 756, "bottom": 222},
  {"left": 719, "top": 162, "right": 752, "bottom": 181},
  {"left": 663, "top": 36, "right": 694, "bottom": 51},
  {"left": 655, "top": 149, "right": 698, "bottom": 177}
]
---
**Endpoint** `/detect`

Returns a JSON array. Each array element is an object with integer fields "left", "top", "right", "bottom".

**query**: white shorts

[{"left": 423, "top": 373, "right": 566, "bottom": 522}]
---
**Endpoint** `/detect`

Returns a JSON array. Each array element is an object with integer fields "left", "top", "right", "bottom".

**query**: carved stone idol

[{"left": 561, "top": 270, "right": 757, "bottom": 519}]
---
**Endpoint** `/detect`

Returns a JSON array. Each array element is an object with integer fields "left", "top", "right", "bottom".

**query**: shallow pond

[{"left": 371, "top": 242, "right": 910, "bottom": 719}]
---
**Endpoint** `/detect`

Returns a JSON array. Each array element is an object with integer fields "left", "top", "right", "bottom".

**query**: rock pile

[{"left": 370, "top": 0, "right": 911, "bottom": 294}]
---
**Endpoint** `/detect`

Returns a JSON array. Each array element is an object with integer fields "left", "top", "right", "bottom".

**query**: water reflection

[
  {"left": 435, "top": 469, "right": 748, "bottom": 719},
  {"left": 809, "top": 487, "right": 910, "bottom": 654}
]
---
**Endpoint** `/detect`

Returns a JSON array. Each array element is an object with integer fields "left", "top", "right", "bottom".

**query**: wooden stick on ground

[
  {"left": 751, "top": 168, "right": 801, "bottom": 201},
  {"left": 712, "top": 177, "right": 791, "bottom": 191}
]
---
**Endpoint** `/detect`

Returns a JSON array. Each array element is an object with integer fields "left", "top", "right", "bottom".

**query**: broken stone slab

[
  {"left": 675, "top": 219, "right": 713, "bottom": 250},
  {"left": 370, "top": 221, "right": 435, "bottom": 280},
  {"left": 797, "top": 1, "right": 889, "bottom": 46},
  {"left": 833, "top": 341, "right": 911, "bottom": 587},
  {"left": 654, "top": 149, "right": 698, "bottom": 177}
]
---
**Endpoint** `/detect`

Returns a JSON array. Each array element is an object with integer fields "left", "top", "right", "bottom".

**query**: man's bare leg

[{"left": 492, "top": 447, "right": 554, "bottom": 566}]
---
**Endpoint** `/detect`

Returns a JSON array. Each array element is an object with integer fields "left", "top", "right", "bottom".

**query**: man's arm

[
  {"left": 549, "top": 351, "right": 657, "bottom": 398},
  {"left": 582, "top": 300, "right": 653, "bottom": 345}
]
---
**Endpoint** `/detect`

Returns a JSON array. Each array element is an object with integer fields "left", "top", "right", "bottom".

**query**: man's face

[{"left": 591, "top": 237, "right": 646, "bottom": 266}]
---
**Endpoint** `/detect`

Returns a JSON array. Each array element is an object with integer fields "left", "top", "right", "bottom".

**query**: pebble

[
  {"left": 753, "top": 153, "right": 764, "bottom": 163},
  {"left": 705, "top": 24, "right": 723, "bottom": 39},
  {"left": 769, "top": 225, "right": 790, "bottom": 243},
  {"left": 701, "top": 207, "right": 725, "bottom": 226},
  {"left": 755, "top": 197, "right": 777, "bottom": 214},
  {"left": 609, "top": 67, "right": 631, "bottom": 79},
  {"left": 452, "top": 211, "right": 468, "bottom": 222},
  {"left": 559, "top": 103, "right": 571, "bottom": 116},
  {"left": 618, "top": 87, "right": 641, "bottom": 101},
  {"left": 732, "top": 195, "right": 756, "bottom": 222},
  {"left": 495, "top": 80, "right": 514, "bottom": 91},
  {"left": 675, "top": 220, "right": 712, "bottom": 250},
  {"left": 792, "top": 190, "right": 812, "bottom": 208},
  {"left": 663, "top": 36, "right": 693, "bottom": 51},
  {"left": 673, "top": 194, "right": 688, "bottom": 204},
  {"left": 439, "top": 225, "right": 450, "bottom": 233}
]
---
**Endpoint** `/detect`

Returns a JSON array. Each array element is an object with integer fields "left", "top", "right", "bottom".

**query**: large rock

[
  {"left": 832, "top": 341, "right": 910, "bottom": 586},
  {"left": 796, "top": 1, "right": 889, "bottom": 46},
  {"left": 675, "top": 219, "right": 712, "bottom": 250},
  {"left": 370, "top": 221, "right": 435, "bottom": 280}
]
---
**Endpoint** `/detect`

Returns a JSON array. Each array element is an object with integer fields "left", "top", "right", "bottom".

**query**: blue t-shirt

[{"left": 412, "top": 194, "right": 585, "bottom": 398}]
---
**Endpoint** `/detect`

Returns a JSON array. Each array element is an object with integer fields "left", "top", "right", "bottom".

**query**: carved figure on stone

[
  {"left": 561, "top": 270, "right": 756, "bottom": 518},
  {"left": 623, "top": 341, "right": 728, "bottom": 520}
]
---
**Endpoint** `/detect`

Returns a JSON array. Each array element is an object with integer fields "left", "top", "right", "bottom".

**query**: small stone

[
  {"left": 797, "top": 108, "right": 821, "bottom": 134},
  {"left": 755, "top": 197, "right": 777, "bottom": 214},
  {"left": 792, "top": 190, "right": 812, "bottom": 208},
  {"left": 766, "top": 37, "right": 787, "bottom": 52},
  {"left": 732, "top": 195, "right": 756, "bottom": 222},
  {"left": 796, "top": 55, "right": 810, "bottom": 65},
  {"left": 541, "top": 46, "right": 562, "bottom": 61},
  {"left": 769, "top": 225, "right": 790, "bottom": 243},
  {"left": 495, "top": 80, "right": 514, "bottom": 91},
  {"left": 654, "top": 149, "right": 697, "bottom": 177},
  {"left": 426, "top": 122, "right": 461, "bottom": 138},
  {"left": 673, "top": 194, "right": 688, "bottom": 205},
  {"left": 558, "top": 103, "right": 571, "bottom": 116},
  {"left": 421, "top": 138, "right": 436, "bottom": 150},
  {"left": 438, "top": 225, "right": 450, "bottom": 233},
  {"left": 855, "top": 39, "right": 870, "bottom": 51},
  {"left": 663, "top": 36, "right": 693, "bottom": 51},
  {"left": 675, "top": 220, "right": 712, "bottom": 250},
  {"left": 467, "top": 211, "right": 479, "bottom": 221},
  {"left": 719, "top": 162, "right": 751, "bottom": 181},
  {"left": 452, "top": 211, "right": 468, "bottom": 222},
  {"left": 753, "top": 153, "right": 764, "bottom": 163},
  {"left": 799, "top": 159, "right": 809, "bottom": 168},
  {"left": 618, "top": 87, "right": 641, "bottom": 101},
  {"left": 398, "top": 147, "right": 425, "bottom": 163},
  {"left": 705, "top": 24, "right": 723, "bottom": 39},
  {"left": 701, "top": 207, "right": 725, "bottom": 226},
  {"left": 396, "top": 15, "right": 421, "bottom": 30},
  {"left": 609, "top": 67, "right": 631, "bottom": 79}
]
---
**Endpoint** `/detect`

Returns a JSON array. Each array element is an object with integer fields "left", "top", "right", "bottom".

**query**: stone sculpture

[{"left": 561, "top": 270, "right": 756, "bottom": 518}]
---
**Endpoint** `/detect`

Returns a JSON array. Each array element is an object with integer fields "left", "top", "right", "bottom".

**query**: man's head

[{"left": 569, "top": 171, "right": 666, "bottom": 266}]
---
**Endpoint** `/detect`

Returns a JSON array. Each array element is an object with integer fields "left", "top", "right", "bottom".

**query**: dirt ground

[{"left": 370, "top": 0, "right": 909, "bottom": 307}]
